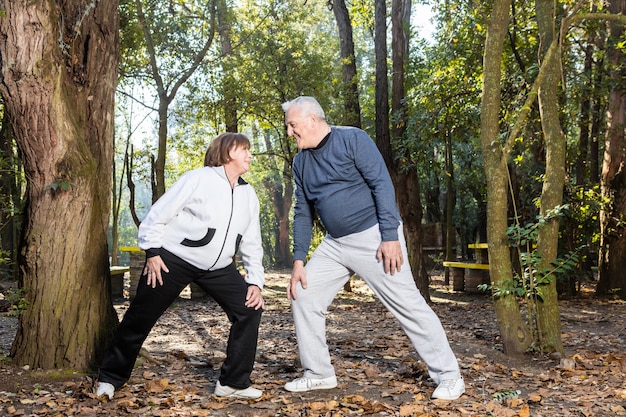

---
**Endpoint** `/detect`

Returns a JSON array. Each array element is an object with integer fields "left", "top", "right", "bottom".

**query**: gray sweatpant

[{"left": 291, "top": 223, "right": 461, "bottom": 384}]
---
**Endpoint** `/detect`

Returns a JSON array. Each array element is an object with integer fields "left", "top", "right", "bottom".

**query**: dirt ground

[{"left": 0, "top": 270, "right": 625, "bottom": 416}]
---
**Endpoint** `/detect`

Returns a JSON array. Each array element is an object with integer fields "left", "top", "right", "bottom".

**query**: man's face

[{"left": 285, "top": 106, "right": 316, "bottom": 150}]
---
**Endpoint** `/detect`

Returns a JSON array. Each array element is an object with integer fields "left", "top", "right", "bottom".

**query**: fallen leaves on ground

[{"left": 0, "top": 271, "right": 625, "bottom": 416}]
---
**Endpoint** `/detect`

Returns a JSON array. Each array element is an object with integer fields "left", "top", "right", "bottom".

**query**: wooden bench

[
  {"left": 110, "top": 266, "right": 130, "bottom": 275},
  {"left": 442, "top": 261, "right": 489, "bottom": 270},
  {"left": 442, "top": 261, "right": 490, "bottom": 292},
  {"left": 109, "top": 266, "right": 130, "bottom": 298}
]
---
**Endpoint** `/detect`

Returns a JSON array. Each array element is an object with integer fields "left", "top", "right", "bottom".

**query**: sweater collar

[{"left": 312, "top": 127, "right": 332, "bottom": 150}]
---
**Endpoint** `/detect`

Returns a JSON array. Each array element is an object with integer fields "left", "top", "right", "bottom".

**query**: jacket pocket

[{"left": 181, "top": 228, "right": 216, "bottom": 247}]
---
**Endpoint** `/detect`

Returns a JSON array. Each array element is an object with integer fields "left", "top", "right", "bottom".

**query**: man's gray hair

[{"left": 282, "top": 96, "right": 326, "bottom": 121}]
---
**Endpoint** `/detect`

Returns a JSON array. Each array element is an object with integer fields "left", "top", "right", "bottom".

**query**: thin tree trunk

[
  {"left": 389, "top": 0, "right": 429, "bottom": 297},
  {"left": 331, "top": 0, "right": 361, "bottom": 128},
  {"left": 263, "top": 131, "right": 293, "bottom": 267},
  {"left": 480, "top": 0, "right": 532, "bottom": 355},
  {"left": 534, "top": 0, "right": 565, "bottom": 354},
  {"left": 374, "top": 0, "right": 392, "bottom": 167},
  {"left": 217, "top": 0, "right": 238, "bottom": 133},
  {"left": 598, "top": 0, "right": 626, "bottom": 299},
  {"left": 444, "top": 129, "right": 455, "bottom": 286},
  {"left": 576, "top": 35, "right": 594, "bottom": 186},
  {"left": 0, "top": 0, "right": 120, "bottom": 369},
  {"left": 135, "top": 0, "right": 217, "bottom": 200}
]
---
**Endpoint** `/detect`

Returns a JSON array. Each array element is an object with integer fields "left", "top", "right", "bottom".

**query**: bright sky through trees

[{"left": 413, "top": 3, "right": 435, "bottom": 42}]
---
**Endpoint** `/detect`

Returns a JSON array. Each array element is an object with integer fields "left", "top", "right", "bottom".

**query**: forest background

[{"left": 0, "top": 0, "right": 625, "bottom": 392}]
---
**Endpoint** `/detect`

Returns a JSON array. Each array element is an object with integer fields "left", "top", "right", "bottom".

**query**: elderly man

[{"left": 282, "top": 96, "right": 465, "bottom": 400}]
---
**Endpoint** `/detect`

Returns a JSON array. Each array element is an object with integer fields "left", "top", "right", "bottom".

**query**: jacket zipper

[{"left": 208, "top": 183, "right": 235, "bottom": 270}]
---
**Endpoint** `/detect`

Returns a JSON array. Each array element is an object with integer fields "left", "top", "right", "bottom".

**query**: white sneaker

[
  {"left": 431, "top": 377, "right": 465, "bottom": 400},
  {"left": 96, "top": 382, "right": 115, "bottom": 400},
  {"left": 284, "top": 375, "right": 338, "bottom": 392},
  {"left": 214, "top": 381, "right": 263, "bottom": 399}
]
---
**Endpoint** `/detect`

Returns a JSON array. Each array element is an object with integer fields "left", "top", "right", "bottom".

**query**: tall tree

[
  {"left": 480, "top": 0, "right": 533, "bottom": 354},
  {"left": 598, "top": 0, "right": 626, "bottom": 299},
  {"left": 222, "top": 0, "right": 336, "bottom": 267},
  {"left": 374, "top": 0, "right": 392, "bottom": 167},
  {"left": 0, "top": 0, "right": 119, "bottom": 368},
  {"left": 331, "top": 0, "right": 362, "bottom": 128},
  {"left": 534, "top": 0, "right": 566, "bottom": 354},
  {"left": 390, "top": 0, "right": 430, "bottom": 297},
  {"left": 216, "top": 0, "right": 238, "bottom": 133},
  {"left": 133, "top": 0, "right": 217, "bottom": 201}
]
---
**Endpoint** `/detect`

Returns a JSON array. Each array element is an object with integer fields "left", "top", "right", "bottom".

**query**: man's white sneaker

[
  {"left": 96, "top": 382, "right": 115, "bottom": 400},
  {"left": 431, "top": 377, "right": 465, "bottom": 400},
  {"left": 284, "top": 375, "right": 338, "bottom": 392},
  {"left": 214, "top": 381, "right": 263, "bottom": 399}
]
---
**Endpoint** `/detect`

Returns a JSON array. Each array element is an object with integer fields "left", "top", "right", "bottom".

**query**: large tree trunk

[
  {"left": 0, "top": 0, "right": 120, "bottom": 369},
  {"left": 390, "top": 0, "right": 429, "bottom": 298},
  {"left": 331, "top": 0, "right": 361, "bottom": 128},
  {"left": 534, "top": 0, "right": 565, "bottom": 354},
  {"left": 480, "top": 0, "right": 532, "bottom": 355},
  {"left": 598, "top": 0, "right": 626, "bottom": 299}
]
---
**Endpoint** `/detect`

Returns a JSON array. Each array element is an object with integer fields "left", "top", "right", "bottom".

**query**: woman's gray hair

[{"left": 282, "top": 96, "right": 326, "bottom": 121}]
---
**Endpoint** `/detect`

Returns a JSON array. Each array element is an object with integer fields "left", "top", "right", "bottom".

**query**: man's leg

[
  {"left": 291, "top": 236, "right": 352, "bottom": 379},
  {"left": 343, "top": 225, "right": 461, "bottom": 384}
]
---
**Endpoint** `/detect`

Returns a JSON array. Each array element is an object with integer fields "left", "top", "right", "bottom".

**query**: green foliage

[
  {"left": 480, "top": 249, "right": 581, "bottom": 300},
  {"left": 3, "top": 286, "right": 28, "bottom": 317},
  {"left": 108, "top": 0, "right": 609, "bottom": 287},
  {"left": 492, "top": 389, "right": 521, "bottom": 403},
  {"left": 45, "top": 179, "right": 75, "bottom": 192},
  {"left": 481, "top": 205, "right": 584, "bottom": 299}
]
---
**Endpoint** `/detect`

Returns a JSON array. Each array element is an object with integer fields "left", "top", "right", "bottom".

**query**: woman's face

[{"left": 226, "top": 144, "right": 252, "bottom": 176}]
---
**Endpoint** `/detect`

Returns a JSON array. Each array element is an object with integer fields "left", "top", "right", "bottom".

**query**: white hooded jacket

[{"left": 138, "top": 166, "right": 264, "bottom": 289}]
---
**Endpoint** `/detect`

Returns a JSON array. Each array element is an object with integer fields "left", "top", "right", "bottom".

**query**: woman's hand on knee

[{"left": 143, "top": 255, "right": 169, "bottom": 288}]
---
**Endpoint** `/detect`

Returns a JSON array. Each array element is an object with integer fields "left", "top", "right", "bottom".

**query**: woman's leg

[
  {"left": 195, "top": 263, "right": 262, "bottom": 389},
  {"left": 98, "top": 251, "right": 195, "bottom": 388}
]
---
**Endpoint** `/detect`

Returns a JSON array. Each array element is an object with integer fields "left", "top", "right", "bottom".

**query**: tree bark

[
  {"left": 389, "top": 0, "right": 429, "bottom": 298},
  {"left": 217, "top": 0, "right": 238, "bottom": 133},
  {"left": 534, "top": 0, "right": 565, "bottom": 354},
  {"left": 444, "top": 129, "right": 455, "bottom": 286},
  {"left": 331, "top": 0, "right": 361, "bottom": 128},
  {"left": 480, "top": 0, "right": 532, "bottom": 355},
  {"left": 374, "top": 0, "right": 392, "bottom": 167},
  {"left": 598, "top": 0, "right": 626, "bottom": 299},
  {"left": 0, "top": 0, "right": 120, "bottom": 369}
]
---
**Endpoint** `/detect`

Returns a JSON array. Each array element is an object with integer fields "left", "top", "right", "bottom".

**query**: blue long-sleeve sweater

[{"left": 292, "top": 126, "right": 401, "bottom": 262}]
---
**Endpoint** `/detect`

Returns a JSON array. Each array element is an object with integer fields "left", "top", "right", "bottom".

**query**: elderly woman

[{"left": 97, "top": 133, "right": 265, "bottom": 400}]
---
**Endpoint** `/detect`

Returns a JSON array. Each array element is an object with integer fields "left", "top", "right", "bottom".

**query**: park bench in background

[
  {"left": 442, "top": 243, "right": 490, "bottom": 292},
  {"left": 109, "top": 266, "right": 130, "bottom": 298}
]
